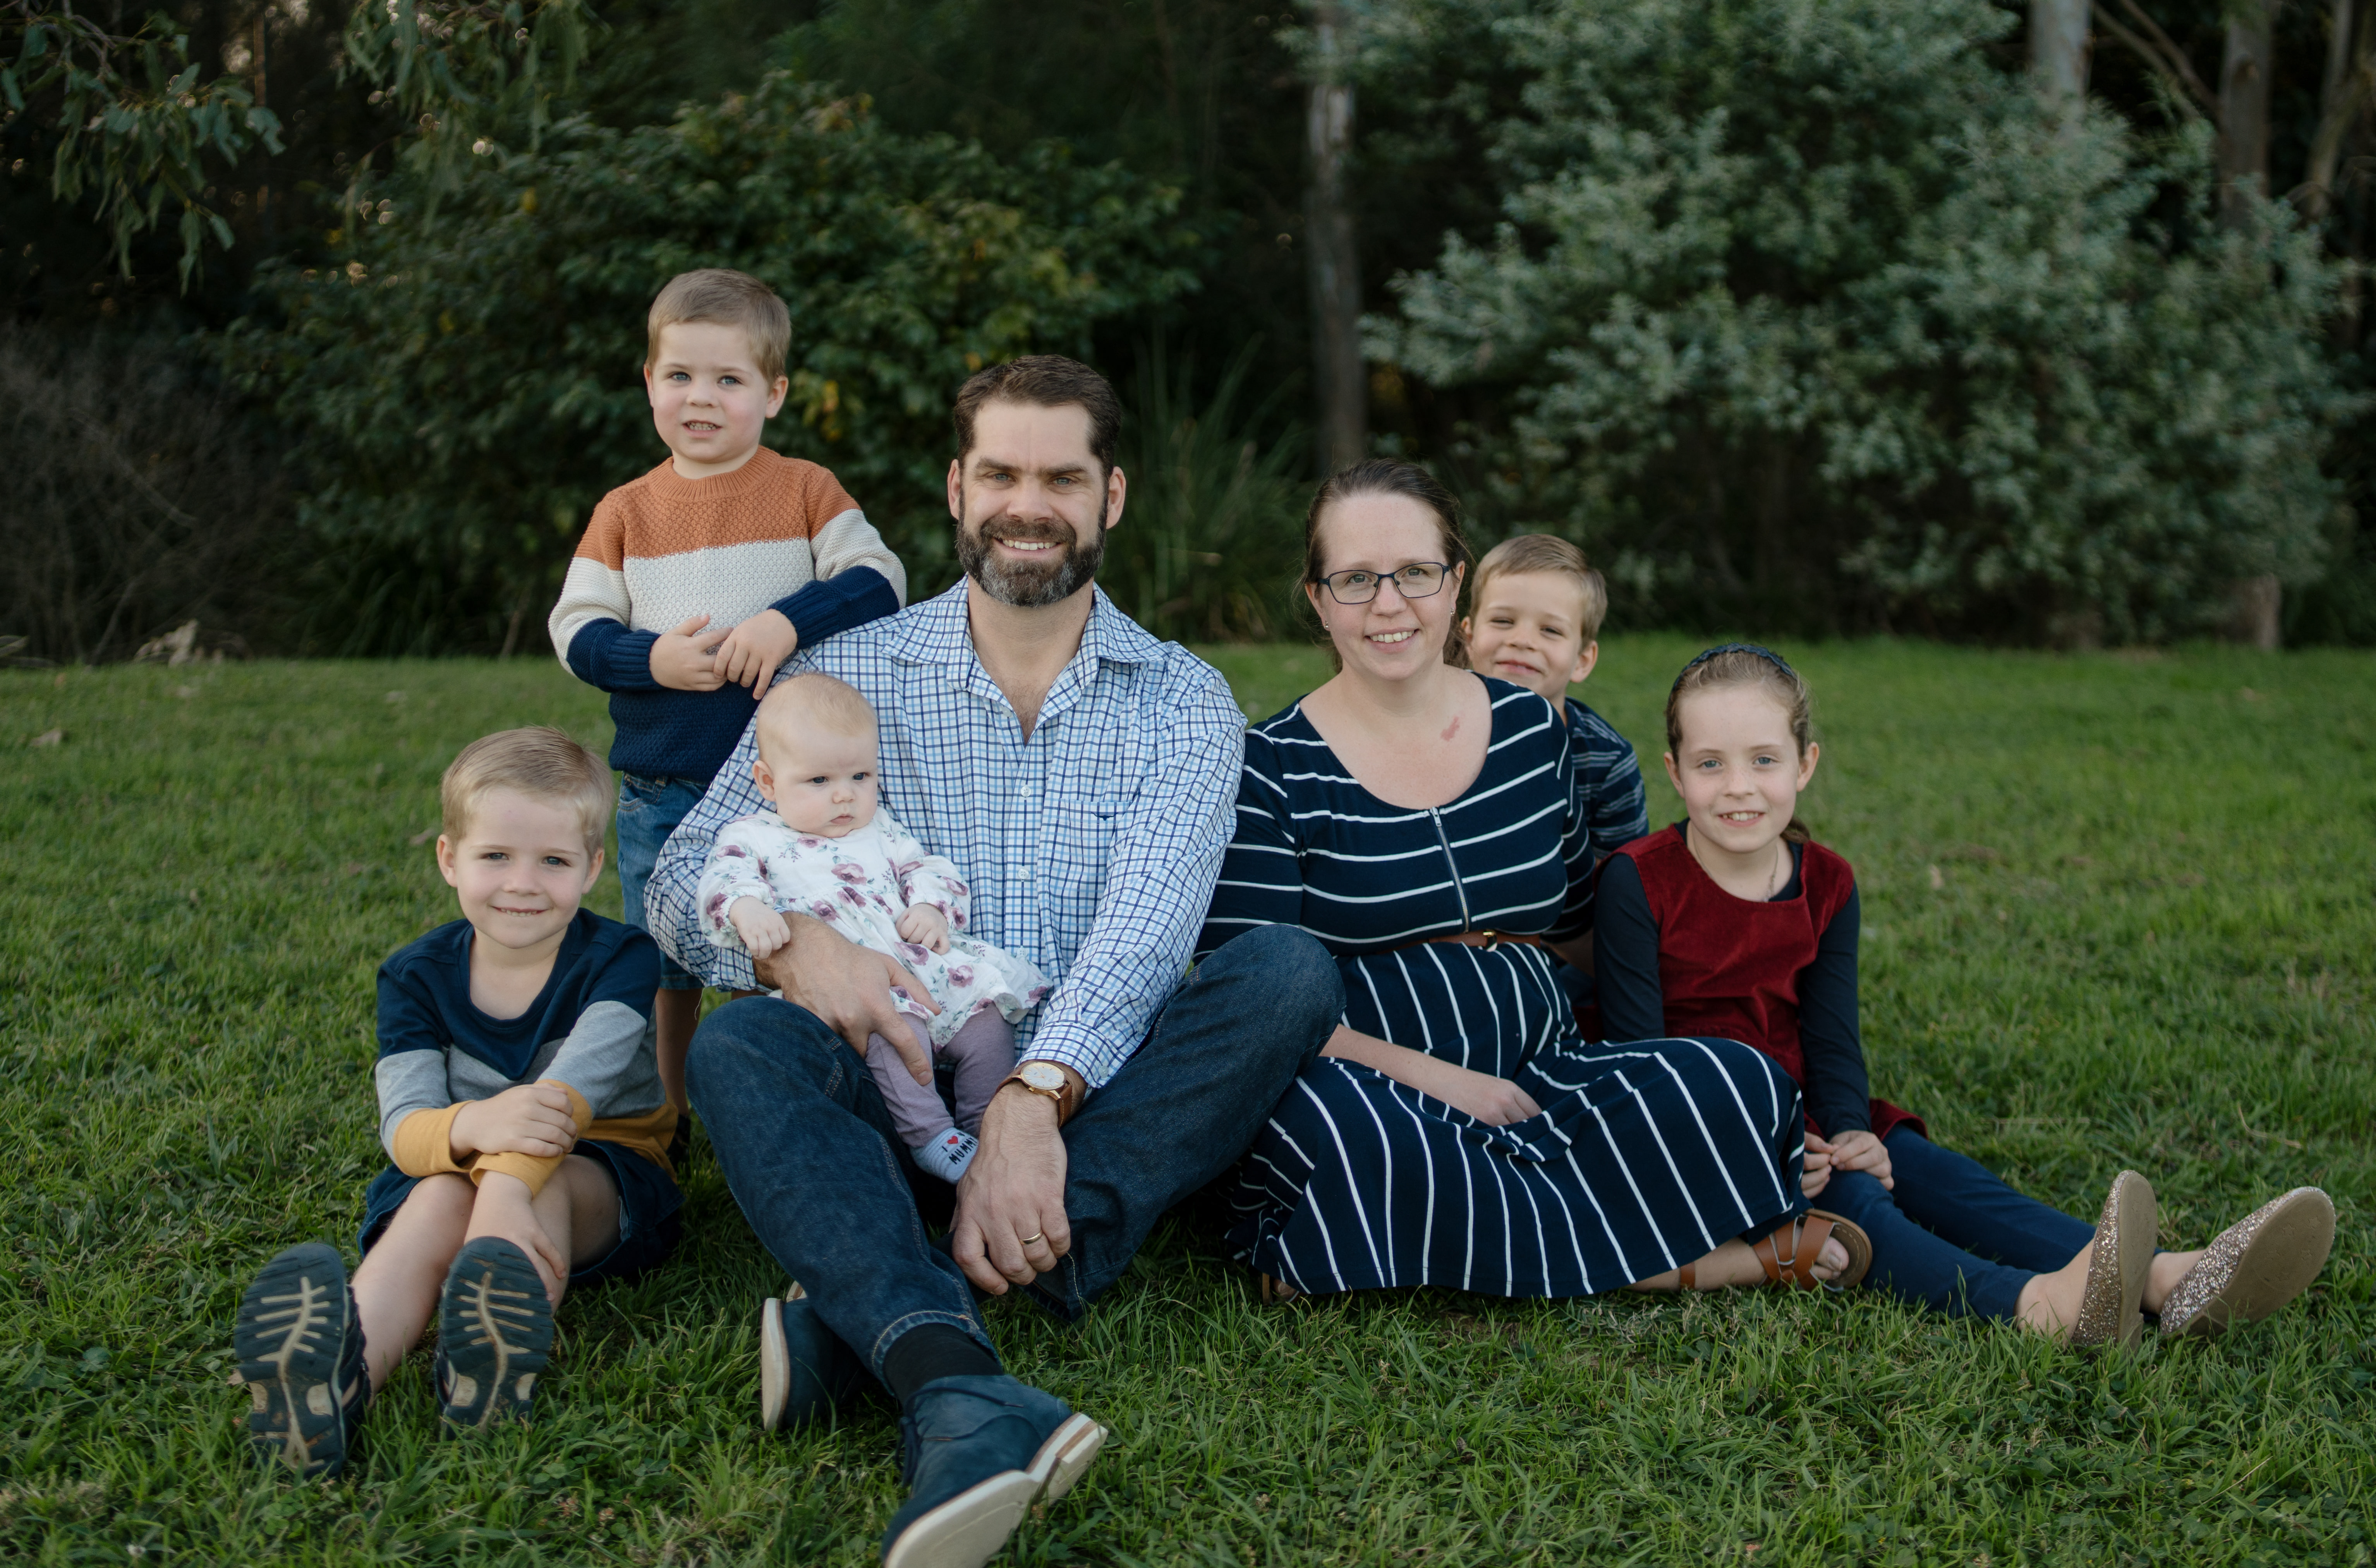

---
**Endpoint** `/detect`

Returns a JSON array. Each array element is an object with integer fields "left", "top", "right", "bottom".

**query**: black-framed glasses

[{"left": 1314, "top": 561, "right": 1451, "bottom": 605}]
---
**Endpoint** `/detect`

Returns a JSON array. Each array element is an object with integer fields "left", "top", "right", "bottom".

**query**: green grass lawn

[{"left": 3, "top": 640, "right": 2372, "bottom": 1566}]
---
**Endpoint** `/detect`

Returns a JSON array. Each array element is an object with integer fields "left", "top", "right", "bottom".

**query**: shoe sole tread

[
  {"left": 438, "top": 1240, "right": 552, "bottom": 1428},
  {"left": 233, "top": 1243, "right": 355, "bottom": 1477}
]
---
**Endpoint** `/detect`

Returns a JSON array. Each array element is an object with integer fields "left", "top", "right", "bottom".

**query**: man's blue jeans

[
  {"left": 685, "top": 926, "right": 1344, "bottom": 1377},
  {"left": 1820, "top": 1127, "right": 2098, "bottom": 1321}
]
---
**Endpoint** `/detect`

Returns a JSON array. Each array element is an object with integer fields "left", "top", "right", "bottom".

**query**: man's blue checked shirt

[{"left": 650, "top": 582, "right": 1247, "bottom": 1089}]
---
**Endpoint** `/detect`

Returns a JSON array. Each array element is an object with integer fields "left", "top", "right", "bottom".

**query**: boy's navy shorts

[{"left": 356, "top": 1137, "right": 684, "bottom": 1288}]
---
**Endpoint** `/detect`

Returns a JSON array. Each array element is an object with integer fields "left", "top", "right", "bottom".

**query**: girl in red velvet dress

[{"left": 1593, "top": 645, "right": 2333, "bottom": 1342}]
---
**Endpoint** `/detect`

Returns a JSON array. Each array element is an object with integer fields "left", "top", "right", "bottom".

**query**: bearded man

[{"left": 649, "top": 356, "right": 1340, "bottom": 1568}]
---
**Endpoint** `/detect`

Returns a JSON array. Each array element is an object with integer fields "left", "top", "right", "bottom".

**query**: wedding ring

[{"left": 1020, "top": 1232, "right": 1044, "bottom": 1246}]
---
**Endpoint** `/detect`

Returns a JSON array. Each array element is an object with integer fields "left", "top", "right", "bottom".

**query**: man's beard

[{"left": 954, "top": 491, "right": 1108, "bottom": 608}]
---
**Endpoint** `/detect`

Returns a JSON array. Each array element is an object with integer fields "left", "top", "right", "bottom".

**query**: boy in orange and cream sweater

[{"left": 548, "top": 269, "right": 906, "bottom": 1109}]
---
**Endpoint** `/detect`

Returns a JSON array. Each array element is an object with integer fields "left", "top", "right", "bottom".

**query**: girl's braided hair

[{"left": 1664, "top": 644, "right": 1816, "bottom": 846}]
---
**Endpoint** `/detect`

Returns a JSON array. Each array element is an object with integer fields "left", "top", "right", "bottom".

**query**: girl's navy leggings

[{"left": 1818, "top": 1127, "right": 2098, "bottom": 1320}]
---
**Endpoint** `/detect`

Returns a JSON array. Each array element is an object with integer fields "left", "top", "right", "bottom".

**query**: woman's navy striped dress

[{"left": 1198, "top": 679, "right": 1808, "bottom": 1297}]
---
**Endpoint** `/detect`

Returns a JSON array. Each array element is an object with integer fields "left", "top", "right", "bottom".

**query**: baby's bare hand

[
  {"left": 896, "top": 905, "right": 952, "bottom": 954},
  {"left": 450, "top": 1083, "right": 577, "bottom": 1160},
  {"left": 731, "top": 896, "right": 792, "bottom": 960}
]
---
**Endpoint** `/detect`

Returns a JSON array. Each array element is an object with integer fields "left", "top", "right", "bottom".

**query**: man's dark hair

[{"left": 952, "top": 355, "right": 1122, "bottom": 473}]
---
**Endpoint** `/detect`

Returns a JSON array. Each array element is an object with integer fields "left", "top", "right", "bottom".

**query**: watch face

[{"left": 1020, "top": 1062, "right": 1065, "bottom": 1091}]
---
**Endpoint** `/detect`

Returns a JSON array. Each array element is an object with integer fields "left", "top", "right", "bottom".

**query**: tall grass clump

[{"left": 1105, "top": 344, "right": 1308, "bottom": 643}]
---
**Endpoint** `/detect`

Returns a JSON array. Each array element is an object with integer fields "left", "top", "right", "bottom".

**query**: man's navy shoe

[
  {"left": 880, "top": 1373, "right": 1107, "bottom": 1568},
  {"left": 233, "top": 1242, "right": 369, "bottom": 1478},
  {"left": 436, "top": 1237, "right": 553, "bottom": 1426},
  {"left": 757, "top": 1285, "right": 866, "bottom": 1431}
]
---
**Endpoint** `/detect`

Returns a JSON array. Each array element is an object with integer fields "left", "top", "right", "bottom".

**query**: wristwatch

[{"left": 999, "top": 1060, "right": 1078, "bottom": 1126}]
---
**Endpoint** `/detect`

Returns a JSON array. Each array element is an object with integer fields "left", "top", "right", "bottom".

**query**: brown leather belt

[{"left": 1387, "top": 930, "right": 1550, "bottom": 955}]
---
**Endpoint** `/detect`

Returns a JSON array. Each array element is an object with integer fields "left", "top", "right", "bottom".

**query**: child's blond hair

[
  {"left": 646, "top": 268, "right": 792, "bottom": 383},
  {"left": 1470, "top": 534, "right": 1610, "bottom": 641},
  {"left": 440, "top": 727, "right": 614, "bottom": 854}
]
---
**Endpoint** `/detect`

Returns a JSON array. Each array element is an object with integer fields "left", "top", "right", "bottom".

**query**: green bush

[
  {"left": 1375, "top": 0, "right": 2361, "bottom": 643},
  {"left": 1107, "top": 343, "right": 1309, "bottom": 643},
  {"left": 221, "top": 74, "right": 1199, "bottom": 654}
]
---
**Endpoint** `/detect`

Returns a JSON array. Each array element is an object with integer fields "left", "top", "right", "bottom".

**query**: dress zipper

[{"left": 1429, "top": 806, "right": 1471, "bottom": 930}]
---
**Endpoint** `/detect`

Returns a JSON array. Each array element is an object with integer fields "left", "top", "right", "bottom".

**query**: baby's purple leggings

[{"left": 864, "top": 1006, "right": 1017, "bottom": 1150}]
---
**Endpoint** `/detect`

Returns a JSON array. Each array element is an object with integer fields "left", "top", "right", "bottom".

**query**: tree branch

[
  {"left": 2101, "top": 0, "right": 2219, "bottom": 120},
  {"left": 2300, "top": 0, "right": 2371, "bottom": 218}
]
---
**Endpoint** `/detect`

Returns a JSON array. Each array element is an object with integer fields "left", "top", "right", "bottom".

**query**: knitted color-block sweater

[{"left": 548, "top": 448, "right": 907, "bottom": 783}]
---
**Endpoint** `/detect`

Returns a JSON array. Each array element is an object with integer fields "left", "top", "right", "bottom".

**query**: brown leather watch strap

[{"left": 998, "top": 1067, "right": 1077, "bottom": 1126}]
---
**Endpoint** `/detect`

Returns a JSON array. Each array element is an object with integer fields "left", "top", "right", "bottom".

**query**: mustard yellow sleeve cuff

[
  {"left": 466, "top": 1082, "right": 594, "bottom": 1196},
  {"left": 390, "top": 1105, "right": 473, "bottom": 1179},
  {"left": 471, "top": 1150, "right": 564, "bottom": 1195}
]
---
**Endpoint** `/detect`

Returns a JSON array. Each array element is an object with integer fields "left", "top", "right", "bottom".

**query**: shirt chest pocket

[{"left": 1052, "top": 795, "right": 1127, "bottom": 889}]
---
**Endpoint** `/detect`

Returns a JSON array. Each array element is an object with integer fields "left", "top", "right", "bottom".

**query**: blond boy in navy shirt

[{"left": 233, "top": 729, "right": 678, "bottom": 1477}]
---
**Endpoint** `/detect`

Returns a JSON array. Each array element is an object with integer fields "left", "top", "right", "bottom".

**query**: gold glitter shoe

[
  {"left": 2159, "top": 1187, "right": 2335, "bottom": 1339},
  {"left": 2069, "top": 1170, "right": 2156, "bottom": 1349}
]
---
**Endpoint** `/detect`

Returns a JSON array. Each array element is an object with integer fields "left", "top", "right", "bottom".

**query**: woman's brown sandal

[
  {"left": 1678, "top": 1210, "right": 1873, "bottom": 1292},
  {"left": 1258, "top": 1273, "right": 1302, "bottom": 1305}
]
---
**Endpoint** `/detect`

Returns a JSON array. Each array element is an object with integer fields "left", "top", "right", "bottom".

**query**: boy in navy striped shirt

[
  {"left": 232, "top": 728, "right": 679, "bottom": 1477},
  {"left": 1461, "top": 535, "right": 1648, "bottom": 1010}
]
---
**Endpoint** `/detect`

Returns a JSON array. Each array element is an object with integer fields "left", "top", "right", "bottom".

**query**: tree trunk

[
  {"left": 2230, "top": 575, "right": 2283, "bottom": 649},
  {"left": 2305, "top": 0, "right": 2364, "bottom": 219},
  {"left": 2219, "top": 2, "right": 2276, "bottom": 227},
  {"left": 2219, "top": 2, "right": 2283, "bottom": 647},
  {"left": 2030, "top": 0, "right": 2093, "bottom": 112},
  {"left": 1305, "top": 4, "right": 1366, "bottom": 475}
]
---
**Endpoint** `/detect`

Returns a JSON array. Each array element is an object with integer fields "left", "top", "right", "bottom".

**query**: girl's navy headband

[{"left": 1674, "top": 642, "right": 1796, "bottom": 691}]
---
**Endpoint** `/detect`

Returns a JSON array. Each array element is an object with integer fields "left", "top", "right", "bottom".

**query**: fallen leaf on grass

[
  {"left": 409, "top": 827, "right": 438, "bottom": 846},
  {"left": 27, "top": 729, "right": 63, "bottom": 747}
]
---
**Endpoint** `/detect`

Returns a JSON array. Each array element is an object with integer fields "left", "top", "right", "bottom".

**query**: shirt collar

[{"left": 886, "top": 580, "right": 1162, "bottom": 674}]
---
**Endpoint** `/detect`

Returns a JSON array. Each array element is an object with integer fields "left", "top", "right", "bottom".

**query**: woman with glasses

[{"left": 1197, "top": 459, "right": 1862, "bottom": 1300}]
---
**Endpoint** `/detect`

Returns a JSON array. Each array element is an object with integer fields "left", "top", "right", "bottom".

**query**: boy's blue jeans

[
  {"left": 1819, "top": 1127, "right": 2098, "bottom": 1321},
  {"left": 684, "top": 926, "right": 1343, "bottom": 1376},
  {"left": 615, "top": 773, "right": 706, "bottom": 991}
]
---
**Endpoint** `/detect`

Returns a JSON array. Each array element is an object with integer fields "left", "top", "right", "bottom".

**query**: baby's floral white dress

[{"left": 697, "top": 808, "right": 1049, "bottom": 1046}]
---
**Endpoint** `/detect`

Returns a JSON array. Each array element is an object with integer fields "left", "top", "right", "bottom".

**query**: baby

[{"left": 697, "top": 673, "right": 1047, "bottom": 1180}]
